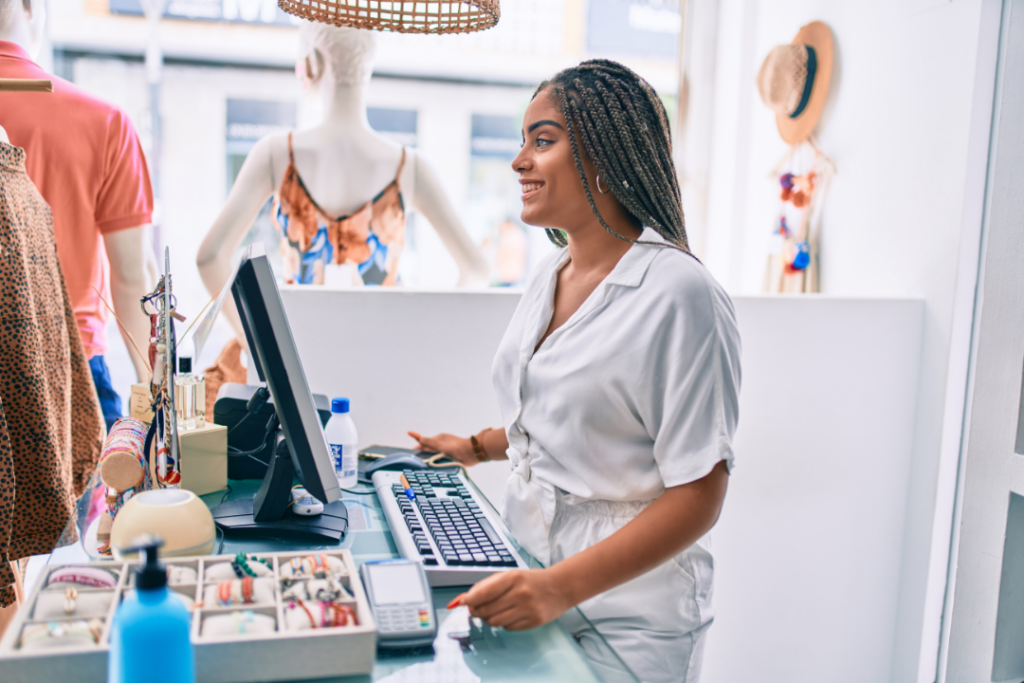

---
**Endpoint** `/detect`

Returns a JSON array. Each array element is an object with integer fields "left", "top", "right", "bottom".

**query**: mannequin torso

[
  {"left": 198, "top": 79, "right": 488, "bottom": 336},
  {"left": 275, "top": 115, "right": 412, "bottom": 217}
]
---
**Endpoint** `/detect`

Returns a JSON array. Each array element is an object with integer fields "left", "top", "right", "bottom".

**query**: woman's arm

[
  {"left": 407, "top": 428, "right": 509, "bottom": 467},
  {"left": 463, "top": 460, "right": 729, "bottom": 630}
]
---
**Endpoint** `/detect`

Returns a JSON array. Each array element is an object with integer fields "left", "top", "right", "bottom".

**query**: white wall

[
  {"left": 280, "top": 289, "right": 925, "bottom": 681},
  {"left": 705, "top": 296, "right": 922, "bottom": 683},
  {"left": 682, "top": 2, "right": 998, "bottom": 679}
]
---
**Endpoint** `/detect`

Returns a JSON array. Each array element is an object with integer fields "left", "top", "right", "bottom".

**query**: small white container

[{"left": 324, "top": 398, "right": 358, "bottom": 490}]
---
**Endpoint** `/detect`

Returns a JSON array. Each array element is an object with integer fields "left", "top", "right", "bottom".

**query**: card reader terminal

[{"left": 360, "top": 559, "right": 437, "bottom": 649}]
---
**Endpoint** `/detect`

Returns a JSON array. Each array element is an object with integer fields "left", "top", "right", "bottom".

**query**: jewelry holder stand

[{"left": 0, "top": 550, "right": 376, "bottom": 682}]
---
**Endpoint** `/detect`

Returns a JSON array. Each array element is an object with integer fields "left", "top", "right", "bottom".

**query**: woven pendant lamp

[{"left": 278, "top": 0, "right": 500, "bottom": 34}]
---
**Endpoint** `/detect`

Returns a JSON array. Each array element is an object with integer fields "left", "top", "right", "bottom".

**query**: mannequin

[{"left": 197, "top": 22, "right": 489, "bottom": 339}]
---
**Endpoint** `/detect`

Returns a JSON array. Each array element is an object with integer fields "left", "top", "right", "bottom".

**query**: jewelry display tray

[{"left": 0, "top": 549, "right": 377, "bottom": 683}]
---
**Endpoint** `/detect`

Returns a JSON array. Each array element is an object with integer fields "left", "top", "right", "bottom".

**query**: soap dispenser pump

[{"left": 108, "top": 536, "right": 195, "bottom": 683}]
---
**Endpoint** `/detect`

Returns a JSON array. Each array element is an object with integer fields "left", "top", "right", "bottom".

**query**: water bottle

[{"left": 325, "top": 397, "right": 358, "bottom": 489}]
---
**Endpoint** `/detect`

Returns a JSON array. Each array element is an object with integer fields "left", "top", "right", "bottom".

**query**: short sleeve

[
  {"left": 95, "top": 109, "right": 153, "bottom": 234},
  {"left": 640, "top": 266, "right": 742, "bottom": 488}
]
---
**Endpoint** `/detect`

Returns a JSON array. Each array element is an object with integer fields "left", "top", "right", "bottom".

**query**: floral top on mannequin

[{"left": 197, "top": 22, "right": 489, "bottom": 336}]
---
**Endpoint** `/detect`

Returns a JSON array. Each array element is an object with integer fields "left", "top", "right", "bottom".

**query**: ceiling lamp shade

[{"left": 278, "top": 0, "right": 500, "bottom": 34}]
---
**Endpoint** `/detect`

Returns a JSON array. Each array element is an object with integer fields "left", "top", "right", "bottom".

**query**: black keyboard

[{"left": 372, "top": 469, "right": 528, "bottom": 587}]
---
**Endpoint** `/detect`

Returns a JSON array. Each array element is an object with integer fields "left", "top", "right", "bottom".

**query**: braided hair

[{"left": 534, "top": 59, "right": 691, "bottom": 255}]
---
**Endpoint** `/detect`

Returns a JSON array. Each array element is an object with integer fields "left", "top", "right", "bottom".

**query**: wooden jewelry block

[
  {"left": 96, "top": 511, "right": 112, "bottom": 543},
  {"left": 179, "top": 421, "right": 228, "bottom": 496},
  {"left": 128, "top": 383, "right": 154, "bottom": 423}
]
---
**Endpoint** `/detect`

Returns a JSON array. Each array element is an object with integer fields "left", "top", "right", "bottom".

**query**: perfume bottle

[{"left": 175, "top": 355, "right": 205, "bottom": 431}]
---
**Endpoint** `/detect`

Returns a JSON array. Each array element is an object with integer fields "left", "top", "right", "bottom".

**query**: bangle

[{"left": 470, "top": 428, "right": 492, "bottom": 462}]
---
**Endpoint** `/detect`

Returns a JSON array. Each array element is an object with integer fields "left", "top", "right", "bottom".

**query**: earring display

[{"left": 0, "top": 550, "right": 375, "bottom": 683}]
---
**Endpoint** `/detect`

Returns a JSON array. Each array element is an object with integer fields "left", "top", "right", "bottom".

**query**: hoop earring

[{"left": 596, "top": 174, "right": 609, "bottom": 195}]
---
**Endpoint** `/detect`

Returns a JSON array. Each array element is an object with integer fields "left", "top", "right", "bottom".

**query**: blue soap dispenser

[{"left": 108, "top": 536, "right": 195, "bottom": 683}]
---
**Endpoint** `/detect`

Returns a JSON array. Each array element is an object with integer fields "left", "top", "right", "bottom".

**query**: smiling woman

[{"left": 410, "top": 60, "right": 741, "bottom": 683}]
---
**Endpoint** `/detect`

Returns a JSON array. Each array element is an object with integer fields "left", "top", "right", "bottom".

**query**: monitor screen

[{"left": 231, "top": 245, "right": 340, "bottom": 505}]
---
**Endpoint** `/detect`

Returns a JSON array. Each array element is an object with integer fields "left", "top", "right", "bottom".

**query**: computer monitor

[{"left": 211, "top": 244, "right": 347, "bottom": 541}]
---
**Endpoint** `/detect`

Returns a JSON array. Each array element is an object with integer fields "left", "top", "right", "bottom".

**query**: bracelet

[
  {"left": 217, "top": 577, "right": 254, "bottom": 606},
  {"left": 233, "top": 552, "right": 271, "bottom": 578},
  {"left": 470, "top": 428, "right": 492, "bottom": 462}
]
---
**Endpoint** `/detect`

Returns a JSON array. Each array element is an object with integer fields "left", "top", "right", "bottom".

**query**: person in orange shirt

[{"left": 0, "top": 0, "right": 154, "bottom": 430}]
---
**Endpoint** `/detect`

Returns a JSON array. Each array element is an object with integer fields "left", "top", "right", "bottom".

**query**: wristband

[{"left": 470, "top": 431, "right": 490, "bottom": 462}]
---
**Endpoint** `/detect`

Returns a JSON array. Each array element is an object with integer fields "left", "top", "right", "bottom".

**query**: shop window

[
  {"left": 467, "top": 114, "right": 535, "bottom": 287},
  {"left": 368, "top": 108, "right": 418, "bottom": 148},
  {"left": 587, "top": 0, "right": 681, "bottom": 60},
  {"left": 109, "top": 0, "right": 297, "bottom": 25}
]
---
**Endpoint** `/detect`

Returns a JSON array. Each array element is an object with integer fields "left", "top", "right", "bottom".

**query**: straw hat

[
  {"left": 756, "top": 21, "right": 833, "bottom": 145},
  {"left": 278, "top": 0, "right": 500, "bottom": 34}
]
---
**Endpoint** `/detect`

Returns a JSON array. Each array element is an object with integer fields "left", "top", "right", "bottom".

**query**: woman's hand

[
  {"left": 407, "top": 431, "right": 479, "bottom": 467},
  {"left": 462, "top": 568, "right": 573, "bottom": 631}
]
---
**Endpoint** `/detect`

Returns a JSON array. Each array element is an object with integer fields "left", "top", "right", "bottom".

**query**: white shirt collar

[{"left": 604, "top": 227, "right": 672, "bottom": 288}]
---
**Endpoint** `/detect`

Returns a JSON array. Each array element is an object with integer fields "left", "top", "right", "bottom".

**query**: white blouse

[{"left": 492, "top": 228, "right": 741, "bottom": 506}]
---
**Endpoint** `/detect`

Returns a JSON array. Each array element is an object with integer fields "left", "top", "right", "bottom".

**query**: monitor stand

[{"left": 211, "top": 441, "right": 348, "bottom": 543}]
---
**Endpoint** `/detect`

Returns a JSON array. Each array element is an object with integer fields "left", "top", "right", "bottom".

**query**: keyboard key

[
  {"left": 458, "top": 553, "right": 474, "bottom": 564},
  {"left": 472, "top": 553, "right": 487, "bottom": 564}
]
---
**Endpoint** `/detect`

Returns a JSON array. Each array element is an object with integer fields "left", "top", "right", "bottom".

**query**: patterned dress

[
  {"left": 0, "top": 141, "right": 104, "bottom": 606},
  {"left": 272, "top": 132, "right": 407, "bottom": 286}
]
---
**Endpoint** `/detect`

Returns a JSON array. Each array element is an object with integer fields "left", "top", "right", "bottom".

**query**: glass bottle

[{"left": 175, "top": 355, "right": 205, "bottom": 431}]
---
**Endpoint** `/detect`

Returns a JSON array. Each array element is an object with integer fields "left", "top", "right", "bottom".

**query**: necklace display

[{"left": 764, "top": 142, "right": 834, "bottom": 293}]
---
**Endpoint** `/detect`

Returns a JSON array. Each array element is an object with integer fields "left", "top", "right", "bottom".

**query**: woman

[{"left": 410, "top": 60, "right": 741, "bottom": 683}]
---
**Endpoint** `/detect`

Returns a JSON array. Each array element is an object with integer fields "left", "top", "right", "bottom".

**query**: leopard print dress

[{"left": 0, "top": 141, "right": 104, "bottom": 607}]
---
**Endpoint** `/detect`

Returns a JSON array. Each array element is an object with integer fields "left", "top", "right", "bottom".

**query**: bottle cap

[
  {"left": 126, "top": 535, "right": 167, "bottom": 591},
  {"left": 178, "top": 356, "right": 192, "bottom": 374},
  {"left": 331, "top": 398, "right": 350, "bottom": 414}
]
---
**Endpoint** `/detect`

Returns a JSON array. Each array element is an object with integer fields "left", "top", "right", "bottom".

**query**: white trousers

[{"left": 504, "top": 470, "right": 715, "bottom": 683}]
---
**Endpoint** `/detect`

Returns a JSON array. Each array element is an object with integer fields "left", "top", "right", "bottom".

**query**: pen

[{"left": 399, "top": 474, "right": 415, "bottom": 500}]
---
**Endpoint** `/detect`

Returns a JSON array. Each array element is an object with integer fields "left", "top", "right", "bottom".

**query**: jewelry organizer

[{"left": 0, "top": 549, "right": 377, "bottom": 683}]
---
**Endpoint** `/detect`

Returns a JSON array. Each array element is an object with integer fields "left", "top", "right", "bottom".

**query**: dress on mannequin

[
  {"left": 274, "top": 132, "right": 407, "bottom": 285},
  {"left": 197, "top": 23, "right": 489, "bottom": 343}
]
